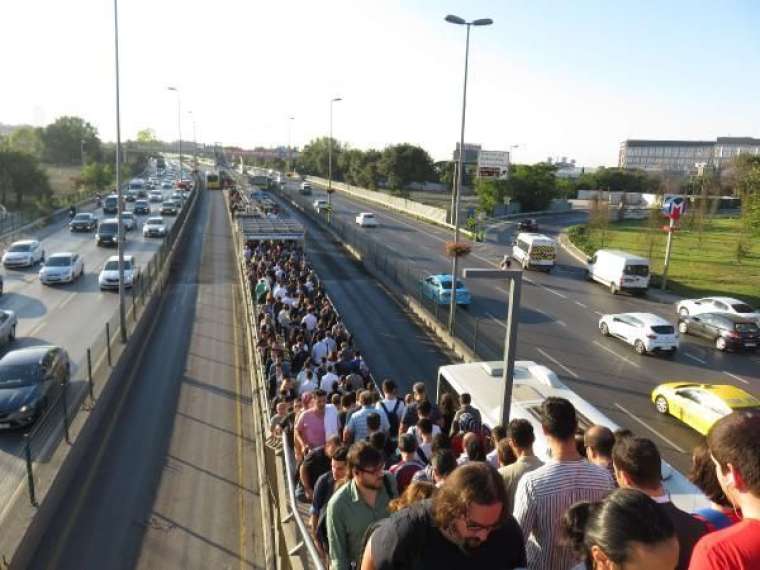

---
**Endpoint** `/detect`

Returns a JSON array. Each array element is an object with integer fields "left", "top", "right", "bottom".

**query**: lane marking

[
  {"left": 574, "top": 300, "right": 588, "bottom": 309},
  {"left": 25, "top": 321, "right": 46, "bottom": 339},
  {"left": 485, "top": 311, "right": 506, "bottom": 328},
  {"left": 541, "top": 286, "right": 567, "bottom": 299},
  {"left": 232, "top": 287, "right": 247, "bottom": 569},
  {"left": 724, "top": 371, "right": 750, "bottom": 385},
  {"left": 614, "top": 403, "right": 686, "bottom": 454},
  {"left": 594, "top": 311, "right": 604, "bottom": 317},
  {"left": 535, "top": 347, "right": 579, "bottom": 378},
  {"left": 556, "top": 320, "right": 567, "bottom": 328},
  {"left": 684, "top": 352, "right": 707, "bottom": 365},
  {"left": 58, "top": 291, "right": 78, "bottom": 311},
  {"left": 592, "top": 340, "right": 641, "bottom": 368}
]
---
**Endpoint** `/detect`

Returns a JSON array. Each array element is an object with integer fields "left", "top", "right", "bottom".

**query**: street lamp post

[
  {"left": 188, "top": 110, "right": 197, "bottom": 169},
  {"left": 113, "top": 0, "right": 127, "bottom": 342},
  {"left": 287, "top": 116, "right": 295, "bottom": 175},
  {"left": 327, "top": 97, "right": 342, "bottom": 223},
  {"left": 463, "top": 267, "right": 523, "bottom": 425},
  {"left": 168, "top": 86, "right": 181, "bottom": 176},
  {"left": 445, "top": 14, "right": 493, "bottom": 334}
]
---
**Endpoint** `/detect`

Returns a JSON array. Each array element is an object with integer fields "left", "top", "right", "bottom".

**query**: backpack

[
  {"left": 693, "top": 507, "right": 733, "bottom": 531},
  {"left": 379, "top": 400, "right": 401, "bottom": 438}
]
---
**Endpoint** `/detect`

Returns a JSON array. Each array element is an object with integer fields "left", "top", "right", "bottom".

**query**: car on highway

[
  {"left": 355, "top": 212, "right": 378, "bottom": 227},
  {"left": 0, "top": 345, "right": 70, "bottom": 429},
  {"left": 160, "top": 200, "right": 179, "bottom": 216},
  {"left": 148, "top": 190, "right": 163, "bottom": 203},
  {"left": 125, "top": 189, "right": 137, "bottom": 202},
  {"left": 598, "top": 312, "right": 678, "bottom": 356},
  {"left": 161, "top": 181, "right": 172, "bottom": 189},
  {"left": 121, "top": 212, "right": 137, "bottom": 231},
  {"left": 170, "top": 191, "right": 185, "bottom": 206},
  {"left": 421, "top": 274, "right": 471, "bottom": 307},
  {"left": 517, "top": 218, "right": 539, "bottom": 231},
  {"left": 99, "top": 255, "right": 137, "bottom": 291},
  {"left": 39, "top": 252, "right": 84, "bottom": 285},
  {"left": 677, "top": 313, "right": 759, "bottom": 352},
  {"left": 143, "top": 216, "right": 167, "bottom": 238},
  {"left": 69, "top": 212, "right": 98, "bottom": 232},
  {"left": 313, "top": 199, "right": 329, "bottom": 213},
  {"left": 586, "top": 249, "right": 651, "bottom": 296},
  {"left": 652, "top": 382, "right": 760, "bottom": 435},
  {"left": 300, "top": 182, "right": 312, "bottom": 195},
  {"left": 2, "top": 240, "right": 45, "bottom": 268},
  {"left": 103, "top": 194, "right": 119, "bottom": 215},
  {"left": 511, "top": 233, "right": 556, "bottom": 271},
  {"left": 95, "top": 219, "right": 125, "bottom": 247},
  {"left": 0, "top": 310, "right": 17, "bottom": 347},
  {"left": 675, "top": 296, "right": 760, "bottom": 323},
  {"left": 133, "top": 200, "right": 151, "bottom": 216}
]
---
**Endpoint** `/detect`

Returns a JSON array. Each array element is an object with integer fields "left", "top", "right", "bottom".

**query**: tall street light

[
  {"left": 168, "top": 86, "right": 181, "bottom": 176},
  {"left": 113, "top": 0, "right": 127, "bottom": 342},
  {"left": 327, "top": 97, "right": 342, "bottom": 223},
  {"left": 287, "top": 116, "right": 295, "bottom": 175},
  {"left": 445, "top": 14, "right": 493, "bottom": 334},
  {"left": 188, "top": 110, "right": 197, "bottom": 170}
]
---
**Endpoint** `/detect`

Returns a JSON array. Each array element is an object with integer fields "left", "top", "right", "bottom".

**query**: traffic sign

[{"left": 662, "top": 196, "right": 687, "bottom": 220}]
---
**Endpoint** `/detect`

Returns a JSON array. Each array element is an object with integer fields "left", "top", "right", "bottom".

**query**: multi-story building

[{"left": 619, "top": 137, "right": 760, "bottom": 175}]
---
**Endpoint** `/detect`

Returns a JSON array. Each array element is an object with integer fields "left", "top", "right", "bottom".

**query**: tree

[
  {"left": 0, "top": 150, "right": 52, "bottom": 207},
  {"left": 576, "top": 167, "right": 659, "bottom": 194},
  {"left": 505, "top": 163, "right": 558, "bottom": 211},
  {"left": 434, "top": 161, "right": 455, "bottom": 188},
  {"left": 42, "top": 116, "right": 101, "bottom": 164},
  {"left": 378, "top": 144, "right": 435, "bottom": 191},
  {"left": 340, "top": 148, "right": 381, "bottom": 189},
  {"left": 136, "top": 128, "right": 157, "bottom": 145},
  {"left": 298, "top": 137, "right": 343, "bottom": 179},
  {"left": 474, "top": 178, "right": 509, "bottom": 215},
  {"left": 80, "top": 162, "right": 114, "bottom": 192},
  {"left": 7, "top": 126, "right": 45, "bottom": 159}
]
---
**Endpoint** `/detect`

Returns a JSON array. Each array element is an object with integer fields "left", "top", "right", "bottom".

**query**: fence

[{"left": 4, "top": 177, "right": 201, "bottom": 512}]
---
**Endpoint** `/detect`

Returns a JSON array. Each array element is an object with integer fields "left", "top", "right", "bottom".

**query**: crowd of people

[{"left": 245, "top": 237, "right": 760, "bottom": 570}]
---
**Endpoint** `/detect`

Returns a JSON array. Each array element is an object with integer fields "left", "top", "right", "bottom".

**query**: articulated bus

[{"left": 205, "top": 171, "right": 221, "bottom": 190}]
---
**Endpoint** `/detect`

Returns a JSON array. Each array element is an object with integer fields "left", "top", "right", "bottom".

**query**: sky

[{"left": 2, "top": 0, "right": 759, "bottom": 166}]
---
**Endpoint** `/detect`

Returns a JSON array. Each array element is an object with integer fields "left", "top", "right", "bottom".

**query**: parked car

[
  {"left": 652, "top": 383, "right": 760, "bottom": 435},
  {"left": 39, "top": 252, "right": 84, "bottom": 285},
  {"left": 517, "top": 218, "right": 539, "bottom": 231},
  {"left": 0, "top": 346, "right": 70, "bottom": 429},
  {"left": 143, "top": 217, "right": 167, "bottom": 238},
  {"left": 421, "top": 274, "right": 471, "bottom": 307},
  {"left": 98, "top": 255, "right": 137, "bottom": 291},
  {"left": 598, "top": 312, "right": 678, "bottom": 356},
  {"left": 0, "top": 310, "right": 17, "bottom": 347},
  {"left": 678, "top": 313, "right": 759, "bottom": 351},
  {"left": 675, "top": 296, "right": 760, "bottom": 324},
  {"left": 355, "top": 212, "right": 378, "bottom": 227},
  {"left": 2, "top": 240, "right": 45, "bottom": 268},
  {"left": 69, "top": 212, "right": 98, "bottom": 232},
  {"left": 586, "top": 249, "right": 650, "bottom": 295},
  {"left": 160, "top": 201, "right": 179, "bottom": 216},
  {"left": 133, "top": 200, "right": 151, "bottom": 216}
]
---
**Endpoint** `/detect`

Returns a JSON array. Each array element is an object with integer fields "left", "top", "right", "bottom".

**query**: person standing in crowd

[
  {"left": 450, "top": 392, "right": 482, "bottom": 435},
  {"left": 562, "top": 488, "right": 679, "bottom": 570},
  {"left": 326, "top": 442, "right": 397, "bottom": 570},
  {"left": 361, "top": 462, "right": 526, "bottom": 569},
  {"left": 344, "top": 391, "right": 390, "bottom": 444},
  {"left": 299, "top": 435, "right": 341, "bottom": 502},
  {"left": 688, "top": 442, "right": 742, "bottom": 531},
  {"left": 388, "top": 481, "right": 436, "bottom": 514},
  {"left": 438, "top": 393, "right": 458, "bottom": 437},
  {"left": 298, "top": 370, "right": 317, "bottom": 396},
  {"left": 376, "top": 380, "right": 405, "bottom": 444},
  {"left": 513, "top": 397, "right": 615, "bottom": 570},
  {"left": 400, "top": 382, "right": 441, "bottom": 434},
  {"left": 584, "top": 425, "right": 616, "bottom": 483},
  {"left": 414, "top": 418, "right": 434, "bottom": 461},
  {"left": 269, "top": 401, "right": 290, "bottom": 436},
  {"left": 389, "top": 433, "right": 426, "bottom": 494},
  {"left": 689, "top": 410, "right": 760, "bottom": 570},
  {"left": 486, "top": 424, "right": 507, "bottom": 468},
  {"left": 295, "top": 389, "right": 328, "bottom": 454},
  {"left": 457, "top": 432, "right": 485, "bottom": 465},
  {"left": 311, "top": 446, "right": 350, "bottom": 554},
  {"left": 613, "top": 436, "right": 706, "bottom": 570},
  {"left": 499, "top": 419, "right": 543, "bottom": 514}
]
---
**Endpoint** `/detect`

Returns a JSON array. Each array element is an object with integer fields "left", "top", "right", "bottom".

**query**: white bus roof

[
  {"left": 515, "top": 233, "right": 555, "bottom": 244},
  {"left": 595, "top": 249, "right": 649, "bottom": 263},
  {"left": 437, "top": 360, "right": 707, "bottom": 511}
]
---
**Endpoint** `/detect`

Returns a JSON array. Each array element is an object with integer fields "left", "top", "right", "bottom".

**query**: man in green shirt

[{"left": 326, "top": 441, "right": 397, "bottom": 570}]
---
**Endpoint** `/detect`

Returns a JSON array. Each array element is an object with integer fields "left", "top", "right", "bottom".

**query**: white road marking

[
  {"left": 485, "top": 312, "right": 506, "bottom": 328},
  {"left": 592, "top": 340, "right": 641, "bottom": 368},
  {"left": 574, "top": 300, "right": 588, "bottom": 308},
  {"left": 614, "top": 403, "right": 686, "bottom": 454},
  {"left": 58, "top": 292, "right": 78, "bottom": 311},
  {"left": 26, "top": 321, "right": 46, "bottom": 338},
  {"left": 536, "top": 347, "right": 579, "bottom": 378},
  {"left": 724, "top": 371, "right": 750, "bottom": 385},
  {"left": 556, "top": 320, "right": 567, "bottom": 328},
  {"left": 594, "top": 311, "right": 605, "bottom": 317},
  {"left": 684, "top": 352, "right": 707, "bottom": 365},
  {"left": 541, "top": 286, "right": 567, "bottom": 299}
]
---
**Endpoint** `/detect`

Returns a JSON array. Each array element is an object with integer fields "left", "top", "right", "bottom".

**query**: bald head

[{"left": 584, "top": 425, "right": 615, "bottom": 463}]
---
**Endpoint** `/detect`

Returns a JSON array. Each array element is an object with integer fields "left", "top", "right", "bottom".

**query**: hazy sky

[{"left": 2, "top": 1, "right": 759, "bottom": 166}]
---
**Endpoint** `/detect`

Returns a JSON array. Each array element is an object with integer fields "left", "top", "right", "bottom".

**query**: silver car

[
  {"left": 2, "top": 240, "right": 45, "bottom": 268},
  {"left": 0, "top": 310, "right": 17, "bottom": 347},
  {"left": 39, "top": 252, "right": 85, "bottom": 285}
]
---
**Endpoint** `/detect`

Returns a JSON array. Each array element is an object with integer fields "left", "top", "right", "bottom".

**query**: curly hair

[
  {"left": 389, "top": 481, "right": 436, "bottom": 513},
  {"left": 432, "top": 462, "right": 508, "bottom": 529}
]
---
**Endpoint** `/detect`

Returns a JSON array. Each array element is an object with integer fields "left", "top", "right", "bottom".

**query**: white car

[
  {"left": 99, "top": 255, "right": 137, "bottom": 291},
  {"left": 676, "top": 296, "right": 760, "bottom": 324},
  {"left": 121, "top": 212, "right": 137, "bottom": 231},
  {"left": 0, "top": 310, "right": 17, "bottom": 346},
  {"left": 355, "top": 212, "right": 378, "bottom": 227},
  {"left": 314, "top": 199, "right": 329, "bottom": 213},
  {"left": 143, "top": 216, "right": 167, "bottom": 238},
  {"left": 2, "top": 240, "right": 45, "bottom": 268},
  {"left": 148, "top": 191, "right": 163, "bottom": 203},
  {"left": 599, "top": 312, "right": 679, "bottom": 356},
  {"left": 39, "top": 252, "right": 84, "bottom": 285}
]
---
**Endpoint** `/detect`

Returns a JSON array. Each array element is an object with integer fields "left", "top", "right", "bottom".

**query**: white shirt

[
  {"left": 486, "top": 448, "right": 499, "bottom": 468},
  {"left": 272, "top": 283, "right": 287, "bottom": 300},
  {"left": 320, "top": 371, "right": 339, "bottom": 389},
  {"left": 301, "top": 313, "right": 317, "bottom": 331},
  {"left": 298, "top": 379, "right": 316, "bottom": 396},
  {"left": 324, "top": 335, "right": 337, "bottom": 355},
  {"left": 407, "top": 424, "right": 441, "bottom": 446},
  {"left": 324, "top": 404, "right": 339, "bottom": 440},
  {"left": 311, "top": 340, "right": 329, "bottom": 365},
  {"left": 376, "top": 398, "right": 406, "bottom": 425},
  {"left": 296, "top": 368, "right": 311, "bottom": 385}
]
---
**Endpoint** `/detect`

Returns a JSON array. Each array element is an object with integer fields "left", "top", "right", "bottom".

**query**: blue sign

[{"left": 662, "top": 196, "right": 687, "bottom": 220}]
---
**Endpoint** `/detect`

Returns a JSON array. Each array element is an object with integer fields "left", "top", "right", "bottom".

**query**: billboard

[{"left": 477, "top": 150, "right": 510, "bottom": 178}]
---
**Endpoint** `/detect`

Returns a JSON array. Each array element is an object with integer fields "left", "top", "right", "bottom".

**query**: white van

[
  {"left": 436, "top": 360, "right": 707, "bottom": 512},
  {"left": 586, "top": 249, "right": 650, "bottom": 295},
  {"left": 511, "top": 233, "right": 556, "bottom": 271}
]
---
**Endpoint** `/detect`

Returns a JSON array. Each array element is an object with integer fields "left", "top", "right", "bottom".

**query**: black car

[
  {"left": 133, "top": 200, "right": 151, "bottom": 216},
  {"left": 103, "top": 195, "right": 119, "bottom": 215},
  {"left": 69, "top": 212, "right": 98, "bottom": 232},
  {"left": 0, "top": 346, "right": 70, "bottom": 429},
  {"left": 678, "top": 312, "right": 760, "bottom": 351},
  {"left": 96, "top": 220, "right": 124, "bottom": 247},
  {"left": 517, "top": 218, "right": 539, "bottom": 232}
]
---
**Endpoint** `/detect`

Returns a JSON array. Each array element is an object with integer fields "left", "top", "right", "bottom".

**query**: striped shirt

[{"left": 513, "top": 458, "right": 615, "bottom": 570}]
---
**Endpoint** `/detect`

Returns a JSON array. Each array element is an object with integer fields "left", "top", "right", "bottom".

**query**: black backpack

[{"left": 379, "top": 400, "right": 401, "bottom": 438}]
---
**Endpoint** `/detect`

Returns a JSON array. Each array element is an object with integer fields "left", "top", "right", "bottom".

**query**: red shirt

[{"left": 688, "top": 519, "right": 760, "bottom": 570}]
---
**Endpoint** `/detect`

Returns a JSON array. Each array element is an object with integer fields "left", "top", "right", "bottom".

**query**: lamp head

[
  {"left": 472, "top": 18, "right": 493, "bottom": 26},
  {"left": 445, "top": 14, "right": 466, "bottom": 25}
]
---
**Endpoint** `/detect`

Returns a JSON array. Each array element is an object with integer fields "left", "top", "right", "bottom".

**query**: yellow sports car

[{"left": 652, "top": 383, "right": 760, "bottom": 435}]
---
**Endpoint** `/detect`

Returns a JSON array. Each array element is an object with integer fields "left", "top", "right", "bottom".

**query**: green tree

[
  {"left": 0, "top": 150, "right": 52, "bottom": 207},
  {"left": 506, "top": 163, "right": 558, "bottom": 211},
  {"left": 474, "top": 178, "right": 510, "bottom": 215},
  {"left": 576, "top": 167, "right": 659, "bottom": 194},
  {"left": 7, "top": 126, "right": 45, "bottom": 159},
  {"left": 298, "top": 137, "right": 343, "bottom": 179},
  {"left": 80, "top": 162, "right": 114, "bottom": 192},
  {"left": 136, "top": 128, "right": 157, "bottom": 144},
  {"left": 378, "top": 144, "right": 435, "bottom": 191},
  {"left": 42, "top": 116, "right": 101, "bottom": 164},
  {"left": 434, "top": 160, "right": 455, "bottom": 187}
]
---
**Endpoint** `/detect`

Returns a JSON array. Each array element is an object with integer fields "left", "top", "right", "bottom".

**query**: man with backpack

[{"left": 376, "top": 380, "right": 405, "bottom": 442}]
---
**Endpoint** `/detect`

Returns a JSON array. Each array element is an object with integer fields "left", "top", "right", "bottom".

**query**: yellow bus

[{"left": 205, "top": 171, "right": 221, "bottom": 190}]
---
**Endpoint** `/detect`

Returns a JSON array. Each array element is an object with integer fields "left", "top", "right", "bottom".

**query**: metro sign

[{"left": 662, "top": 196, "right": 687, "bottom": 221}]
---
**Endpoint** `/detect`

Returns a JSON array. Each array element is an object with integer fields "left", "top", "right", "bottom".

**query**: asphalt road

[
  {"left": 25, "top": 189, "right": 263, "bottom": 569},
  {"left": 283, "top": 180, "right": 760, "bottom": 473}
]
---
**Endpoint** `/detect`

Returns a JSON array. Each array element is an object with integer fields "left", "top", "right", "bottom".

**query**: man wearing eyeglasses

[
  {"left": 326, "top": 441, "right": 398, "bottom": 570},
  {"left": 361, "top": 462, "right": 525, "bottom": 569}
]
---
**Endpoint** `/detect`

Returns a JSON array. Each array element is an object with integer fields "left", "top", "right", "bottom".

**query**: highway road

[
  {"left": 25, "top": 188, "right": 264, "bottom": 569},
  {"left": 281, "top": 180, "right": 760, "bottom": 473}
]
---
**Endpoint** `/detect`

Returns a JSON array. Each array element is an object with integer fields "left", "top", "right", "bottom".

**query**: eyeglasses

[{"left": 357, "top": 465, "right": 384, "bottom": 476}]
